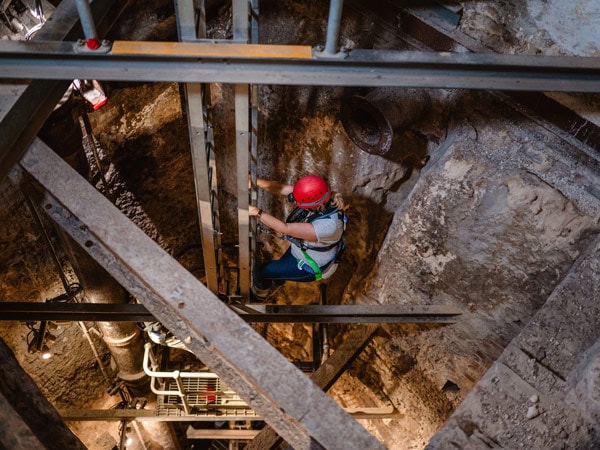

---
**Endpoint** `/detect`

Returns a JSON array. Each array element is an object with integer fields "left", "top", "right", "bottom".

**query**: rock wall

[
  {"left": 426, "top": 236, "right": 600, "bottom": 449},
  {"left": 330, "top": 91, "right": 599, "bottom": 447}
]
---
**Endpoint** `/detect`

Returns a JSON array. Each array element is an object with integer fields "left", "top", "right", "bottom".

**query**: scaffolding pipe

[
  {"left": 324, "top": 0, "right": 344, "bottom": 55},
  {"left": 143, "top": 343, "right": 219, "bottom": 379},
  {"left": 74, "top": 0, "right": 100, "bottom": 49}
]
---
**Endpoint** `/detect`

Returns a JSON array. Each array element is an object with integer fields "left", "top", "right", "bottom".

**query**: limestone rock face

[
  {"left": 1, "top": 1, "right": 600, "bottom": 449},
  {"left": 339, "top": 110, "right": 599, "bottom": 447}
]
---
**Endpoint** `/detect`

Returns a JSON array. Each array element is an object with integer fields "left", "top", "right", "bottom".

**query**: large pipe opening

[{"left": 341, "top": 88, "right": 431, "bottom": 156}]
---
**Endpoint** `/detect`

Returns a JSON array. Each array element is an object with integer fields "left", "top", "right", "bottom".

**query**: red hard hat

[{"left": 293, "top": 175, "right": 331, "bottom": 209}]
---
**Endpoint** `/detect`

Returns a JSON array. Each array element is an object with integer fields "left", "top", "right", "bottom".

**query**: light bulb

[{"left": 41, "top": 345, "right": 52, "bottom": 360}]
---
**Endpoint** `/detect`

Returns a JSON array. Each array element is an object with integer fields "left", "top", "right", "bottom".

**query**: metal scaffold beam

[
  {"left": 0, "top": 301, "right": 461, "bottom": 323},
  {"left": 233, "top": 0, "right": 252, "bottom": 297},
  {"left": 1, "top": 40, "right": 600, "bottom": 92},
  {"left": 18, "top": 139, "right": 384, "bottom": 450}
]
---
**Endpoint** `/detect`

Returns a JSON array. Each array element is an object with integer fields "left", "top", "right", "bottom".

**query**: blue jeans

[{"left": 254, "top": 248, "right": 316, "bottom": 290}]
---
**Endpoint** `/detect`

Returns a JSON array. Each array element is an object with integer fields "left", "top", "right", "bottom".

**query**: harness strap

[
  {"left": 287, "top": 207, "right": 346, "bottom": 281},
  {"left": 300, "top": 249, "right": 323, "bottom": 281}
]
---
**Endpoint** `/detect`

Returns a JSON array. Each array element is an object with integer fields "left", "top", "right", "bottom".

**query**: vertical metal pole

[
  {"left": 235, "top": 84, "right": 251, "bottom": 296},
  {"left": 74, "top": 0, "right": 100, "bottom": 49},
  {"left": 324, "top": 0, "right": 344, "bottom": 55},
  {"left": 232, "top": 0, "right": 249, "bottom": 42},
  {"left": 233, "top": 0, "right": 251, "bottom": 297},
  {"left": 174, "top": 0, "right": 201, "bottom": 41},
  {"left": 196, "top": 0, "right": 207, "bottom": 40},
  {"left": 319, "top": 284, "right": 330, "bottom": 364}
]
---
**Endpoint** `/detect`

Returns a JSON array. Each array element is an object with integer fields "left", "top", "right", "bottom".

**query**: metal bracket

[
  {"left": 73, "top": 39, "right": 112, "bottom": 54},
  {"left": 312, "top": 45, "right": 350, "bottom": 59}
]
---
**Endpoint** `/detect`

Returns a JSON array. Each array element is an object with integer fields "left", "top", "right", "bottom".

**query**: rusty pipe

[{"left": 341, "top": 88, "right": 431, "bottom": 156}]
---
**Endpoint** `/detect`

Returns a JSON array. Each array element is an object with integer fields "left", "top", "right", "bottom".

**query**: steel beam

[
  {"left": 186, "top": 429, "right": 260, "bottom": 440},
  {"left": 19, "top": 139, "right": 383, "bottom": 450},
  {"left": 0, "top": 301, "right": 460, "bottom": 323},
  {"left": 174, "top": 0, "right": 198, "bottom": 41},
  {"left": 183, "top": 83, "right": 220, "bottom": 293},
  {"left": 235, "top": 84, "right": 251, "bottom": 297},
  {"left": 1, "top": 40, "right": 599, "bottom": 92},
  {"left": 386, "top": 4, "right": 600, "bottom": 153},
  {"left": 234, "top": 303, "right": 461, "bottom": 323}
]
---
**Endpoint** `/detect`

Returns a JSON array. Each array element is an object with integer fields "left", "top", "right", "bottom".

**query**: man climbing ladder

[{"left": 249, "top": 175, "right": 346, "bottom": 300}]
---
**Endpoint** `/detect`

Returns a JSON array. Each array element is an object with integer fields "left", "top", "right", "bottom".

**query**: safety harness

[{"left": 285, "top": 206, "right": 347, "bottom": 280}]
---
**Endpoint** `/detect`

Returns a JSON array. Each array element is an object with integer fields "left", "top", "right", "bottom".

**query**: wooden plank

[
  {"left": 111, "top": 41, "right": 313, "bottom": 59},
  {"left": 20, "top": 140, "right": 383, "bottom": 450},
  {"left": 0, "top": 339, "right": 86, "bottom": 449}
]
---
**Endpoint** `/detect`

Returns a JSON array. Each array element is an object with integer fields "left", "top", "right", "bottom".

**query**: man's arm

[
  {"left": 249, "top": 205, "right": 317, "bottom": 242},
  {"left": 256, "top": 178, "right": 294, "bottom": 196}
]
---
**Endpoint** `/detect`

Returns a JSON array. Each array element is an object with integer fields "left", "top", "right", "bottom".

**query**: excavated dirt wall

[{"left": 0, "top": 1, "right": 599, "bottom": 449}]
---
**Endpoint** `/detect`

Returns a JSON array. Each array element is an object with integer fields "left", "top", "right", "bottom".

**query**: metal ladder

[{"left": 175, "top": 0, "right": 258, "bottom": 299}]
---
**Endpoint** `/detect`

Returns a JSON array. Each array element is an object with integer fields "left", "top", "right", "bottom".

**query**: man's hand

[{"left": 249, "top": 205, "right": 260, "bottom": 216}]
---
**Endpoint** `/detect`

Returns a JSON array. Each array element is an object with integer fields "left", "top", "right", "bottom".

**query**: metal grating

[{"left": 155, "top": 378, "right": 258, "bottom": 418}]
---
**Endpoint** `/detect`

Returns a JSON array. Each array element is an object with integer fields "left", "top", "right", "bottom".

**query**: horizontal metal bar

[
  {"left": 186, "top": 428, "right": 260, "bottom": 440},
  {"left": 254, "top": 304, "right": 461, "bottom": 315},
  {"left": 0, "top": 302, "right": 153, "bottom": 322},
  {"left": 60, "top": 406, "right": 399, "bottom": 422},
  {"left": 0, "top": 302, "right": 460, "bottom": 323},
  {"left": 391, "top": 7, "right": 600, "bottom": 153},
  {"left": 0, "top": 40, "right": 599, "bottom": 91},
  {"left": 60, "top": 408, "right": 263, "bottom": 422},
  {"left": 235, "top": 304, "right": 461, "bottom": 323}
]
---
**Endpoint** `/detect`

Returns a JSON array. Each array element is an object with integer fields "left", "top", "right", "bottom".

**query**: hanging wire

[
  {"left": 24, "top": 0, "right": 45, "bottom": 40},
  {"left": 23, "top": 186, "right": 115, "bottom": 382},
  {"left": 24, "top": 193, "right": 71, "bottom": 293},
  {"left": 77, "top": 109, "right": 114, "bottom": 199}
]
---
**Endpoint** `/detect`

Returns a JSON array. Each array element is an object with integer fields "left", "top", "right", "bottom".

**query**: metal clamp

[{"left": 73, "top": 39, "right": 112, "bottom": 54}]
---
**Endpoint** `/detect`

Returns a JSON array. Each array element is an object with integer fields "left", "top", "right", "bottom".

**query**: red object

[
  {"left": 200, "top": 385, "right": 216, "bottom": 404},
  {"left": 92, "top": 97, "right": 108, "bottom": 110},
  {"left": 86, "top": 38, "right": 101, "bottom": 50},
  {"left": 293, "top": 175, "right": 331, "bottom": 209}
]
